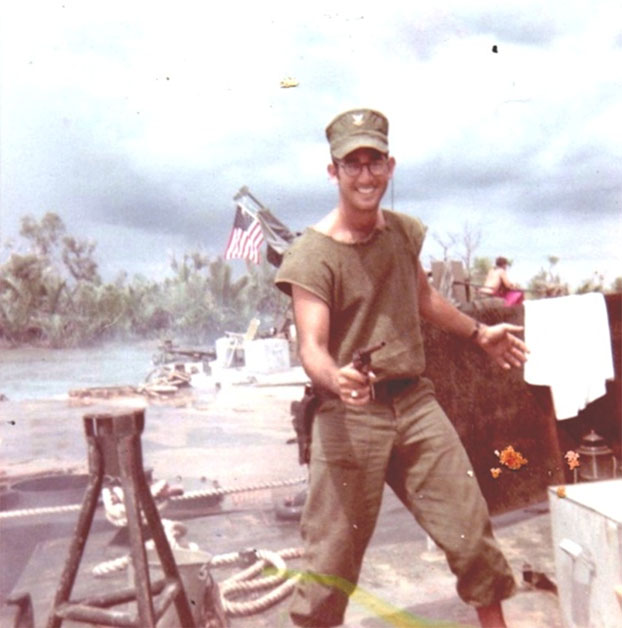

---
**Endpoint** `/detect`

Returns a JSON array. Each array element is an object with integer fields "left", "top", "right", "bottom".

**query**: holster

[{"left": 290, "top": 384, "right": 319, "bottom": 465}]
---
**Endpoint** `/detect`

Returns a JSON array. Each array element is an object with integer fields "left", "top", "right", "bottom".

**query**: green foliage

[
  {"left": 62, "top": 236, "right": 100, "bottom": 282},
  {"left": 0, "top": 253, "right": 66, "bottom": 343},
  {"left": 1, "top": 212, "right": 287, "bottom": 348},
  {"left": 19, "top": 212, "right": 65, "bottom": 257},
  {"left": 611, "top": 277, "right": 622, "bottom": 294},
  {"left": 471, "top": 256, "right": 492, "bottom": 288},
  {"left": 6, "top": 213, "right": 614, "bottom": 348},
  {"left": 526, "top": 256, "right": 569, "bottom": 299},
  {"left": 244, "top": 259, "right": 290, "bottom": 328},
  {"left": 575, "top": 272, "right": 605, "bottom": 295},
  {"left": 525, "top": 256, "right": 618, "bottom": 299}
]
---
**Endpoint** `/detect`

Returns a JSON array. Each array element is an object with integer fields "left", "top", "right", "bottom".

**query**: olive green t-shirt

[{"left": 275, "top": 210, "right": 427, "bottom": 380}]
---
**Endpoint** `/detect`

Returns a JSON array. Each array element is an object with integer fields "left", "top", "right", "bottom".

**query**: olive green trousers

[{"left": 290, "top": 378, "right": 515, "bottom": 627}]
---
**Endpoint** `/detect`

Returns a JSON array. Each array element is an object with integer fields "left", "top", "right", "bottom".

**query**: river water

[{"left": 0, "top": 341, "right": 161, "bottom": 401}]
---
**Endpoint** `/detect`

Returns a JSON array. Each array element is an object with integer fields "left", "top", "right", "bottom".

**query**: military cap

[{"left": 325, "top": 108, "right": 389, "bottom": 159}]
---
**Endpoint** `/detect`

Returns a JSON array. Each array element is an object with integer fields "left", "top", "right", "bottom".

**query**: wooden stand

[{"left": 46, "top": 408, "right": 195, "bottom": 628}]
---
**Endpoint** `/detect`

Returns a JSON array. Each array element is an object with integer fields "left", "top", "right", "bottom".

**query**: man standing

[{"left": 275, "top": 108, "right": 528, "bottom": 627}]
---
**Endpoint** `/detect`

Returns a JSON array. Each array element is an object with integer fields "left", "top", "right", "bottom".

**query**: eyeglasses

[{"left": 337, "top": 158, "right": 388, "bottom": 177}]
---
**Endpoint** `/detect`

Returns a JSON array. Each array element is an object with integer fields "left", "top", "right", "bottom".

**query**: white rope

[
  {"left": 0, "top": 475, "right": 306, "bottom": 520},
  {"left": 3, "top": 473, "right": 307, "bottom": 618},
  {"left": 214, "top": 547, "right": 304, "bottom": 617},
  {"left": 220, "top": 550, "right": 287, "bottom": 592},
  {"left": 92, "top": 519, "right": 197, "bottom": 576},
  {"left": 92, "top": 554, "right": 130, "bottom": 577},
  {"left": 101, "top": 479, "right": 171, "bottom": 528},
  {"left": 0, "top": 503, "right": 82, "bottom": 519},
  {"left": 209, "top": 546, "right": 303, "bottom": 569},
  {"left": 172, "top": 475, "right": 306, "bottom": 501},
  {"left": 93, "top": 543, "right": 306, "bottom": 618}
]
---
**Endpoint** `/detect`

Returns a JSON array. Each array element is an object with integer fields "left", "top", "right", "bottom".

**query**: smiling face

[{"left": 328, "top": 147, "right": 396, "bottom": 216}]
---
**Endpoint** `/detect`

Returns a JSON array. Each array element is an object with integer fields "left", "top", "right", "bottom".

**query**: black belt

[
  {"left": 315, "top": 377, "right": 419, "bottom": 404},
  {"left": 372, "top": 377, "right": 419, "bottom": 402}
]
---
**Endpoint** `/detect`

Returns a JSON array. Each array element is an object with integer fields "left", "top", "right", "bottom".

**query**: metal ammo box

[{"left": 548, "top": 479, "right": 622, "bottom": 627}]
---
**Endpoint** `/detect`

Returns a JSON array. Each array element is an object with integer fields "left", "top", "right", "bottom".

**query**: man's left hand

[{"left": 476, "top": 323, "right": 529, "bottom": 370}]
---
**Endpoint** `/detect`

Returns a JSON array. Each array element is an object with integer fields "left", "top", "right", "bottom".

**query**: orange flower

[
  {"left": 490, "top": 468, "right": 502, "bottom": 479},
  {"left": 497, "top": 445, "right": 528, "bottom": 470},
  {"left": 564, "top": 450, "right": 580, "bottom": 470}
]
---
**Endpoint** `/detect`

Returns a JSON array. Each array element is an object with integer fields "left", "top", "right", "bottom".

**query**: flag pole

[
  {"left": 236, "top": 202, "right": 257, "bottom": 219},
  {"left": 242, "top": 188, "right": 265, "bottom": 212},
  {"left": 233, "top": 186, "right": 262, "bottom": 219}
]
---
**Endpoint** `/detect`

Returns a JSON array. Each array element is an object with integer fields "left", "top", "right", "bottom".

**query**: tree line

[
  {"left": 1, "top": 213, "right": 620, "bottom": 349},
  {"left": 0, "top": 213, "right": 289, "bottom": 348}
]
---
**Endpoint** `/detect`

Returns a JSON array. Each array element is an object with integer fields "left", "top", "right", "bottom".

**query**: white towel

[{"left": 523, "top": 293, "right": 614, "bottom": 420}]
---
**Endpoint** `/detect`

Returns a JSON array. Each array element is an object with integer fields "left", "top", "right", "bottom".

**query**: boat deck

[{"left": 0, "top": 383, "right": 562, "bottom": 627}]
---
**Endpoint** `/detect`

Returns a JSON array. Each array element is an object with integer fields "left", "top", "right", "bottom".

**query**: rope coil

[
  {"left": 2, "top": 475, "right": 307, "bottom": 619},
  {"left": 93, "top": 543, "right": 305, "bottom": 618},
  {"left": 212, "top": 547, "right": 304, "bottom": 617}
]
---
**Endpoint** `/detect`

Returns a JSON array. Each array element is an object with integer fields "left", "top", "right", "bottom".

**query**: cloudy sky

[{"left": 1, "top": 0, "right": 621, "bottom": 290}]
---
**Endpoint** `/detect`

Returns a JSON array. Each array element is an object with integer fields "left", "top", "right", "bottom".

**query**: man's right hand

[
  {"left": 337, "top": 363, "right": 377, "bottom": 405},
  {"left": 292, "top": 284, "right": 377, "bottom": 405}
]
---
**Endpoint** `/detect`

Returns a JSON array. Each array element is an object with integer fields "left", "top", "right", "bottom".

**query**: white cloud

[{"left": 1, "top": 0, "right": 620, "bottom": 290}]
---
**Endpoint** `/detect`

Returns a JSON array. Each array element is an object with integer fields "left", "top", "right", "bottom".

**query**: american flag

[{"left": 224, "top": 205, "right": 264, "bottom": 264}]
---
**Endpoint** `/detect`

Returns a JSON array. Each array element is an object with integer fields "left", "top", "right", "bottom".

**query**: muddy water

[{"left": 0, "top": 341, "right": 160, "bottom": 401}]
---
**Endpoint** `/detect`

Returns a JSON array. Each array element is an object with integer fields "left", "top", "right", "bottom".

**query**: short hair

[{"left": 495, "top": 257, "right": 509, "bottom": 267}]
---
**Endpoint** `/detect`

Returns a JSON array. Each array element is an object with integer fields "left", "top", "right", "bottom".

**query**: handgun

[{"left": 352, "top": 341, "right": 386, "bottom": 374}]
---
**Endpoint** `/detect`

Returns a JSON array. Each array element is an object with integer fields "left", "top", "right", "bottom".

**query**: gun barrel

[
  {"left": 358, "top": 341, "right": 386, "bottom": 358},
  {"left": 353, "top": 341, "right": 386, "bottom": 372},
  {"left": 365, "top": 341, "right": 386, "bottom": 354}
]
